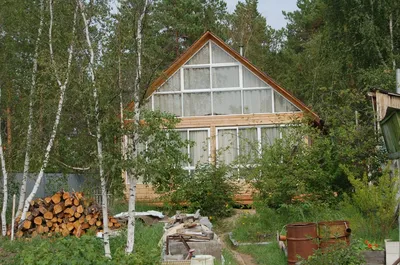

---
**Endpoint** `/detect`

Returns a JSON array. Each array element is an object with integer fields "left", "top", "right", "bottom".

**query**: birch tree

[
  {"left": 16, "top": 0, "right": 45, "bottom": 217},
  {"left": 125, "top": 0, "right": 150, "bottom": 255},
  {"left": 0, "top": 84, "right": 9, "bottom": 236},
  {"left": 21, "top": 0, "right": 79, "bottom": 222},
  {"left": 78, "top": 0, "right": 111, "bottom": 258}
]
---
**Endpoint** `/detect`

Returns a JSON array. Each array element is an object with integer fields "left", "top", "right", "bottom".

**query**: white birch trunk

[
  {"left": 11, "top": 194, "right": 15, "bottom": 240},
  {"left": 78, "top": 1, "right": 111, "bottom": 258},
  {"left": 17, "top": 0, "right": 45, "bottom": 217},
  {"left": 125, "top": 0, "right": 149, "bottom": 254},
  {"left": 390, "top": 12, "right": 396, "bottom": 70},
  {"left": 21, "top": 0, "right": 78, "bottom": 222},
  {"left": 0, "top": 87, "right": 9, "bottom": 236}
]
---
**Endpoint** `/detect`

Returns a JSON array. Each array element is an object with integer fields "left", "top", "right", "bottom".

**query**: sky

[{"left": 225, "top": 0, "right": 299, "bottom": 29}]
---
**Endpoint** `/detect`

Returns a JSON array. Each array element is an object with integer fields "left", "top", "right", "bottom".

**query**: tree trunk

[
  {"left": 0, "top": 85, "right": 9, "bottom": 236},
  {"left": 17, "top": 0, "right": 45, "bottom": 217},
  {"left": 125, "top": 0, "right": 149, "bottom": 255},
  {"left": 21, "top": 0, "right": 78, "bottom": 222},
  {"left": 390, "top": 12, "right": 396, "bottom": 70},
  {"left": 78, "top": 0, "right": 111, "bottom": 258}
]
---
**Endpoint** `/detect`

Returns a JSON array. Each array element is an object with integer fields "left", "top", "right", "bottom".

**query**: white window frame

[
  {"left": 151, "top": 40, "right": 301, "bottom": 117},
  {"left": 176, "top": 128, "right": 211, "bottom": 173}
]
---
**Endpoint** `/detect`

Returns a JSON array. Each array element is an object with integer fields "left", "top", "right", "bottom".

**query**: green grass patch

[
  {"left": 0, "top": 221, "right": 163, "bottom": 265},
  {"left": 239, "top": 243, "right": 287, "bottom": 265}
]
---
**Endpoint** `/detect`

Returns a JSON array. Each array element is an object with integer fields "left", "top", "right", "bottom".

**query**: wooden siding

[{"left": 374, "top": 90, "right": 400, "bottom": 121}]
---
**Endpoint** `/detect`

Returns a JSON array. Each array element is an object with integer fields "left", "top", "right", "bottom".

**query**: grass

[
  {"left": 239, "top": 243, "right": 287, "bottom": 265},
  {"left": 0, "top": 221, "right": 164, "bottom": 265}
]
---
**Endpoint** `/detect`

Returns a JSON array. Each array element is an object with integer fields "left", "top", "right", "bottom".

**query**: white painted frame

[{"left": 150, "top": 40, "right": 301, "bottom": 117}]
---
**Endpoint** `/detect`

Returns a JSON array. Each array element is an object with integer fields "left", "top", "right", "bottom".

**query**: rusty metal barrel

[
  {"left": 286, "top": 222, "right": 318, "bottom": 265},
  {"left": 318, "top": 220, "right": 351, "bottom": 250}
]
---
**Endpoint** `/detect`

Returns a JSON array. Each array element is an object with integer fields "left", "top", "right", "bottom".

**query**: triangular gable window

[
  {"left": 243, "top": 67, "right": 269, "bottom": 88},
  {"left": 187, "top": 44, "right": 210, "bottom": 65},
  {"left": 211, "top": 43, "right": 236, "bottom": 63},
  {"left": 274, "top": 92, "right": 300, "bottom": 112},
  {"left": 158, "top": 71, "right": 180, "bottom": 92}
]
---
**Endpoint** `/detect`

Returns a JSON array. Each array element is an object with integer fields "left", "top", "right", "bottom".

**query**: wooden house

[{"left": 130, "top": 31, "right": 319, "bottom": 204}]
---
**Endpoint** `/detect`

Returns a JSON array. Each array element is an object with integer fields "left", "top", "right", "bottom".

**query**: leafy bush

[
  {"left": 0, "top": 222, "right": 163, "bottom": 265},
  {"left": 167, "top": 163, "right": 237, "bottom": 218},
  {"left": 302, "top": 241, "right": 365, "bottom": 265},
  {"left": 341, "top": 166, "right": 399, "bottom": 240}
]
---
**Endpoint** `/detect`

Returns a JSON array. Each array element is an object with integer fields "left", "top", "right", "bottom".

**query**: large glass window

[
  {"left": 179, "top": 129, "right": 210, "bottom": 171},
  {"left": 152, "top": 40, "right": 301, "bottom": 117},
  {"left": 183, "top": 93, "right": 211, "bottom": 116},
  {"left": 213, "top": 91, "right": 241, "bottom": 115},
  {"left": 217, "top": 126, "right": 285, "bottom": 165}
]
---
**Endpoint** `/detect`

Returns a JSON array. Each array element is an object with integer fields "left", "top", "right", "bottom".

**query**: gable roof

[{"left": 135, "top": 31, "right": 319, "bottom": 122}]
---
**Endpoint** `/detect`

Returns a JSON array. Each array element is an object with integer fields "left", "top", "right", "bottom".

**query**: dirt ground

[{"left": 216, "top": 209, "right": 257, "bottom": 265}]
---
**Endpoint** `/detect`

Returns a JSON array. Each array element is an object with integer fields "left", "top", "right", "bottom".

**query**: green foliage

[
  {"left": 238, "top": 243, "right": 287, "bottom": 265},
  {"left": 340, "top": 166, "right": 399, "bottom": 240},
  {"left": 0, "top": 222, "right": 163, "bottom": 265},
  {"left": 302, "top": 241, "right": 365, "bottom": 265},
  {"left": 241, "top": 126, "right": 338, "bottom": 208},
  {"left": 167, "top": 163, "right": 237, "bottom": 218}
]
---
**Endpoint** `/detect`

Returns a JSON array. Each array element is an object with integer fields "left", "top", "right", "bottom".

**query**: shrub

[
  {"left": 341, "top": 165, "right": 399, "bottom": 240},
  {"left": 302, "top": 241, "right": 365, "bottom": 265},
  {"left": 167, "top": 163, "right": 237, "bottom": 218}
]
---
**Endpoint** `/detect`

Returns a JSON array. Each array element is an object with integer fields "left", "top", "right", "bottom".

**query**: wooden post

[{"left": 11, "top": 194, "right": 16, "bottom": 240}]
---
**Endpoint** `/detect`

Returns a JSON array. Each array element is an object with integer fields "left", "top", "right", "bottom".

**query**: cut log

[
  {"left": 75, "top": 192, "right": 83, "bottom": 200},
  {"left": 16, "top": 230, "right": 24, "bottom": 238},
  {"left": 73, "top": 199, "right": 79, "bottom": 206},
  {"left": 73, "top": 220, "right": 80, "bottom": 229},
  {"left": 62, "top": 228, "right": 70, "bottom": 237},
  {"left": 88, "top": 218, "right": 96, "bottom": 226},
  {"left": 64, "top": 198, "right": 72, "bottom": 207},
  {"left": 78, "top": 216, "right": 85, "bottom": 224},
  {"left": 110, "top": 218, "right": 118, "bottom": 224},
  {"left": 51, "top": 217, "right": 58, "bottom": 223},
  {"left": 38, "top": 205, "right": 47, "bottom": 215},
  {"left": 31, "top": 208, "right": 40, "bottom": 217},
  {"left": 81, "top": 223, "right": 90, "bottom": 230},
  {"left": 68, "top": 217, "right": 75, "bottom": 222},
  {"left": 34, "top": 216, "right": 43, "bottom": 226},
  {"left": 23, "top": 220, "right": 32, "bottom": 230},
  {"left": 44, "top": 197, "right": 52, "bottom": 204},
  {"left": 76, "top": 205, "right": 83, "bottom": 214},
  {"left": 66, "top": 223, "right": 74, "bottom": 231},
  {"left": 108, "top": 222, "right": 113, "bottom": 228},
  {"left": 43, "top": 226, "right": 49, "bottom": 233},
  {"left": 96, "top": 220, "right": 102, "bottom": 227},
  {"left": 36, "top": 225, "right": 44, "bottom": 234},
  {"left": 53, "top": 202, "right": 65, "bottom": 214},
  {"left": 114, "top": 223, "right": 121, "bottom": 228},
  {"left": 46, "top": 221, "right": 53, "bottom": 228},
  {"left": 62, "top": 192, "right": 70, "bottom": 200},
  {"left": 75, "top": 225, "right": 83, "bottom": 238},
  {"left": 85, "top": 214, "right": 92, "bottom": 222},
  {"left": 31, "top": 231, "right": 38, "bottom": 238},
  {"left": 74, "top": 212, "right": 81, "bottom": 219},
  {"left": 51, "top": 193, "right": 61, "bottom": 204},
  {"left": 44, "top": 212, "right": 53, "bottom": 220}
]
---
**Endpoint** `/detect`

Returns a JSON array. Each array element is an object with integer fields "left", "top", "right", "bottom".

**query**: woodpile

[{"left": 11, "top": 191, "right": 121, "bottom": 238}]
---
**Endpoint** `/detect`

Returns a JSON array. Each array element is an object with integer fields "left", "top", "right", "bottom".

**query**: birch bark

[
  {"left": 21, "top": 0, "right": 78, "bottom": 222},
  {"left": 17, "top": 0, "right": 45, "bottom": 217},
  {"left": 78, "top": 0, "right": 111, "bottom": 258},
  {"left": 125, "top": 0, "right": 149, "bottom": 254},
  {"left": 0, "top": 85, "right": 9, "bottom": 236}
]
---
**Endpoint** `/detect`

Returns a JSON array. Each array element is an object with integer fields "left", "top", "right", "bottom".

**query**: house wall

[
  {"left": 132, "top": 112, "right": 303, "bottom": 205},
  {"left": 375, "top": 91, "right": 400, "bottom": 121}
]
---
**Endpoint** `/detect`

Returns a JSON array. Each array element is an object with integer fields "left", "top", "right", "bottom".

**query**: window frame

[{"left": 151, "top": 41, "right": 301, "bottom": 117}]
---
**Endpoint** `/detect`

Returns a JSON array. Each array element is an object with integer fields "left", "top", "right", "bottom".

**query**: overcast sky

[{"left": 225, "top": 0, "right": 299, "bottom": 29}]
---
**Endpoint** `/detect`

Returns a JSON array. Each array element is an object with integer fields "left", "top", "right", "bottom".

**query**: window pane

[
  {"left": 238, "top": 128, "right": 258, "bottom": 157},
  {"left": 261, "top": 127, "right": 280, "bottom": 146},
  {"left": 184, "top": 68, "right": 210, "bottom": 90},
  {"left": 212, "top": 66, "right": 239, "bottom": 88},
  {"left": 178, "top": 131, "right": 189, "bottom": 167},
  {"left": 212, "top": 43, "right": 236, "bottom": 63},
  {"left": 158, "top": 71, "right": 180, "bottom": 92},
  {"left": 217, "top": 129, "right": 238, "bottom": 164},
  {"left": 274, "top": 92, "right": 300, "bottom": 112},
  {"left": 187, "top": 44, "right": 210, "bottom": 65},
  {"left": 243, "top": 89, "right": 272, "bottom": 114},
  {"left": 154, "top": 94, "right": 182, "bottom": 116},
  {"left": 189, "top": 130, "right": 209, "bottom": 166},
  {"left": 183, "top": 93, "right": 211, "bottom": 116},
  {"left": 213, "top": 91, "right": 241, "bottom": 115},
  {"left": 243, "top": 67, "right": 268, "bottom": 88}
]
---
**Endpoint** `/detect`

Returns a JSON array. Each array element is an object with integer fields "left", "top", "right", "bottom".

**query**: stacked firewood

[{"left": 12, "top": 191, "right": 121, "bottom": 238}]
